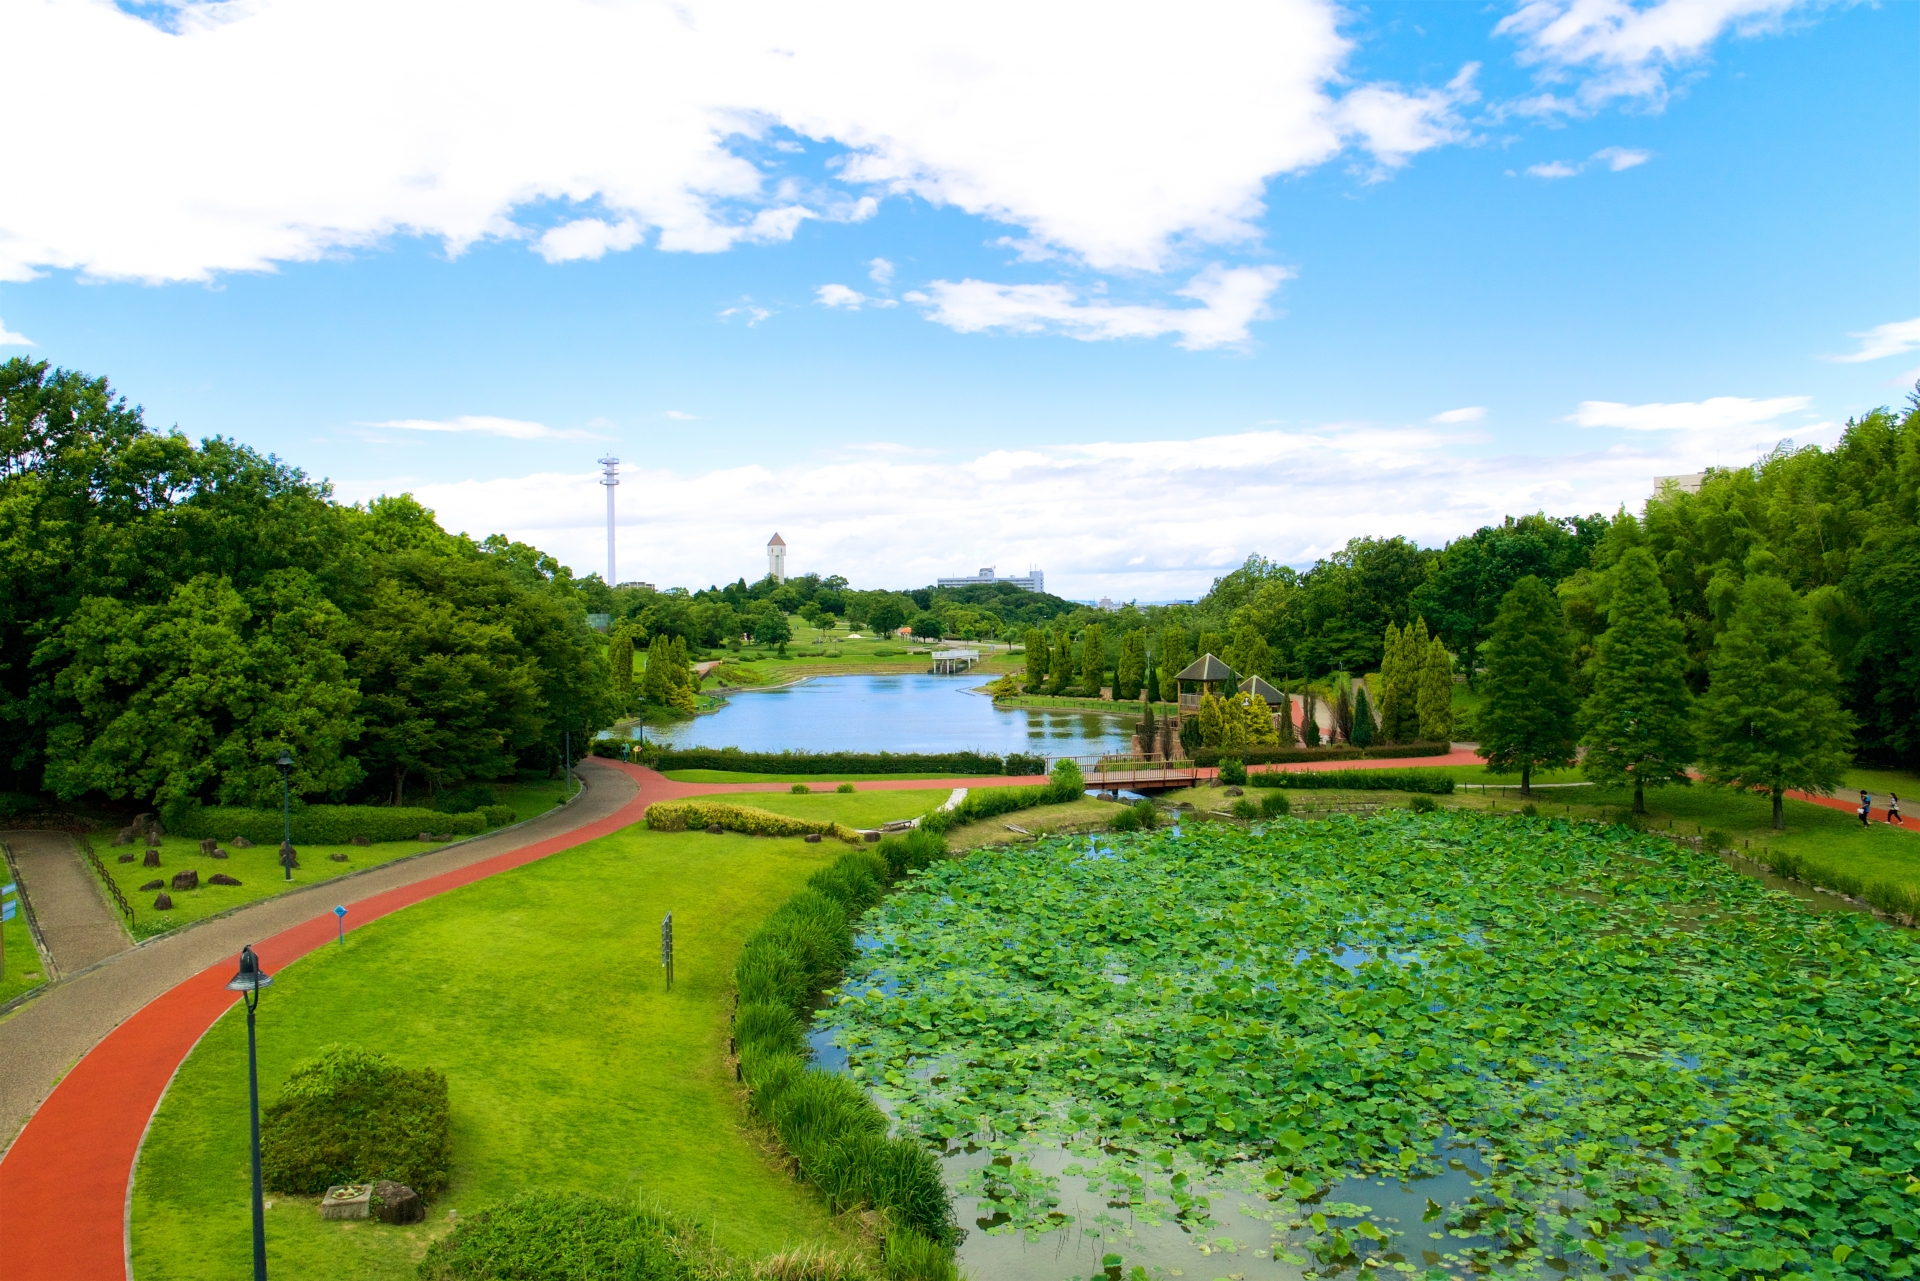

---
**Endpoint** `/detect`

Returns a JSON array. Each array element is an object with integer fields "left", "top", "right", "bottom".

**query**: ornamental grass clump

[
  {"left": 416, "top": 1191, "right": 716, "bottom": 1281},
  {"left": 261, "top": 1044, "right": 450, "bottom": 1196}
]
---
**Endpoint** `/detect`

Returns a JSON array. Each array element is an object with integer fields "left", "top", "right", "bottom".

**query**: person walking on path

[
  {"left": 1891, "top": 792, "right": 1904, "bottom": 826},
  {"left": 1859, "top": 790, "right": 1873, "bottom": 826}
]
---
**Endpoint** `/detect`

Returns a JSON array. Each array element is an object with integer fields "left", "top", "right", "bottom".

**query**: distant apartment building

[{"left": 937, "top": 566, "right": 1045, "bottom": 594}]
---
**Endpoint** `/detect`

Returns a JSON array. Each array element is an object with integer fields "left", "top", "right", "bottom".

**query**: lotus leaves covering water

[{"left": 824, "top": 813, "right": 1918, "bottom": 1279}]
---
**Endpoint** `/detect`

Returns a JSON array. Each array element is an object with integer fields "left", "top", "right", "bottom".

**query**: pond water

[{"left": 633, "top": 674, "right": 1136, "bottom": 758}]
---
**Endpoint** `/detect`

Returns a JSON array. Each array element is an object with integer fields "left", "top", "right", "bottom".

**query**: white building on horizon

[
  {"left": 936, "top": 565, "right": 1045, "bottom": 594},
  {"left": 767, "top": 533, "right": 787, "bottom": 583}
]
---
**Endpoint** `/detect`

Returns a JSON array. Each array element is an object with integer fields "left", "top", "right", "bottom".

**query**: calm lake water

[{"left": 635, "top": 673, "right": 1136, "bottom": 758}]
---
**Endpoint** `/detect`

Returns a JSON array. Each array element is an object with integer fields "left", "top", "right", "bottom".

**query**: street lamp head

[
  {"left": 226, "top": 944, "right": 274, "bottom": 993},
  {"left": 276, "top": 750, "right": 294, "bottom": 773}
]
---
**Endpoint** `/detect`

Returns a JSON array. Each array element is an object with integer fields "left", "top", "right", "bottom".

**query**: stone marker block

[
  {"left": 350, "top": 835, "right": 370, "bottom": 846},
  {"left": 232, "top": 836, "right": 255, "bottom": 848},
  {"left": 416, "top": 832, "right": 434, "bottom": 841},
  {"left": 199, "top": 838, "right": 219, "bottom": 855},
  {"left": 142, "top": 849, "right": 161, "bottom": 868},
  {"left": 140, "top": 879, "right": 164, "bottom": 891},
  {"left": 863, "top": 831, "right": 881, "bottom": 843},
  {"left": 210, "top": 847, "right": 228, "bottom": 859},
  {"left": 804, "top": 832, "right": 822, "bottom": 843},
  {"left": 372, "top": 1180, "right": 423, "bottom": 1224},
  {"left": 153, "top": 892, "right": 173, "bottom": 910},
  {"left": 209, "top": 873, "right": 241, "bottom": 886},
  {"left": 117, "top": 852, "right": 135, "bottom": 863},
  {"left": 170, "top": 868, "right": 199, "bottom": 891},
  {"left": 320, "top": 1184, "right": 372, "bottom": 1220}
]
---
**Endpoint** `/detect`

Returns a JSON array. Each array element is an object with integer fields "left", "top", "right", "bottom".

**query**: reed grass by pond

[{"left": 826, "top": 812, "right": 1918, "bottom": 1280}]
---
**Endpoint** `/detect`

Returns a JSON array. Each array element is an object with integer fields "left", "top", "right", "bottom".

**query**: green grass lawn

[
  {"left": 731, "top": 787, "right": 952, "bottom": 829},
  {"left": 129, "top": 823, "right": 855, "bottom": 1280},
  {"left": 489, "top": 776, "right": 577, "bottom": 824},
  {"left": 661, "top": 769, "right": 984, "bottom": 785},
  {"left": 0, "top": 892, "right": 47, "bottom": 1005}
]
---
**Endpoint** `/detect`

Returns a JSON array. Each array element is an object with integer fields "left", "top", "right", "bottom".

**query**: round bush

[
  {"left": 416, "top": 1192, "right": 704, "bottom": 1281},
  {"left": 260, "top": 1044, "right": 450, "bottom": 1195},
  {"left": 836, "top": 782, "right": 856, "bottom": 794}
]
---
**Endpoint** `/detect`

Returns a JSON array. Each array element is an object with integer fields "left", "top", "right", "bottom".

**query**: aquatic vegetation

[{"left": 827, "top": 812, "right": 1919, "bottom": 1278}]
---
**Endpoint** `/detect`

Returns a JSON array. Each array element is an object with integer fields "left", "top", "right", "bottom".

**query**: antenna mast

[{"left": 598, "top": 456, "right": 620, "bottom": 584}]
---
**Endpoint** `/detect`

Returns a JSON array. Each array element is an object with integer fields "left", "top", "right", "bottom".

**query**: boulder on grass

[
  {"left": 804, "top": 832, "right": 822, "bottom": 844},
  {"left": 199, "top": 838, "right": 220, "bottom": 855},
  {"left": 142, "top": 849, "right": 161, "bottom": 868},
  {"left": 117, "top": 852, "right": 135, "bottom": 864},
  {"left": 329, "top": 853, "right": 348, "bottom": 862},
  {"left": 705, "top": 824, "right": 724, "bottom": 835},
  {"left": 209, "top": 873, "right": 241, "bottom": 886},
  {"left": 111, "top": 828, "right": 134, "bottom": 847},
  {"left": 372, "top": 1180, "right": 423, "bottom": 1224},
  {"left": 209, "top": 846, "right": 228, "bottom": 859},
  {"left": 278, "top": 841, "right": 300, "bottom": 870},
  {"left": 153, "top": 892, "right": 173, "bottom": 910},
  {"left": 232, "top": 836, "right": 255, "bottom": 848},
  {"left": 1223, "top": 787, "right": 1244, "bottom": 797},
  {"left": 170, "top": 868, "right": 199, "bottom": 891},
  {"left": 350, "top": 835, "right": 370, "bottom": 847},
  {"left": 140, "top": 879, "right": 164, "bottom": 891},
  {"left": 417, "top": 832, "right": 434, "bottom": 842},
  {"left": 863, "top": 831, "right": 881, "bottom": 843}
]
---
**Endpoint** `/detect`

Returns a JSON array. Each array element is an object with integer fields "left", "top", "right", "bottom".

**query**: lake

[{"left": 633, "top": 674, "right": 1136, "bottom": 758}]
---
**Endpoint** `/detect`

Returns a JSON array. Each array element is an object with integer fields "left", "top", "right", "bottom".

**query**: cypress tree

[
  {"left": 667, "top": 634, "right": 696, "bottom": 712},
  {"left": 1333, "top": 677, "right": 1353, "bottom": 743},
  {"left": 1197, "top": 631, "right": 1226, "bottom": 664},
  {"left": 1197, "top": 692, "right": 1228, "bottom": 747},
  {"left": 609, "top": 632, "right": 634, "bottom": 702},
  {"left": 1116, "top": 631, "right": 1146, "bottom": 701},
  {"left": 1048, "top": 630, "right": 1074, "bottom": 695},
  {"left": 1578, "top": 547, "right": 1693, "bottom": 815},
  {"left": 1301, "top": 694, "right": 1321, "bottom": 747},
  {"left": 1275, "top": 686, "right": 1297, "bottom": 746},
  {"left": 1157, "top": 629, "right": 1191, "bottom": 703},
  {"left": 1376, "top": 622, "right": 1404, "bottom": 742},
  {"left": 1024, "top": 627, "right": 1048, "bottom": 692},
  {"left": 1478, "top": 576, "right": 1579, "bottom": 795},
  {"left": 1695, "top": 574, "right": 1854, "bottom": 830},
  {"left": 1351, "top": 685, "right": 1375, "bottom": 747},
  {"left": 1417, "top": 636, "right": 1455, "bottom": 743},
  {"left": 1080, "top": 623, "right": 1108, "bottom": 697},
  {"left": 641, "top": 635, "right": 670, "bottom": 705}
]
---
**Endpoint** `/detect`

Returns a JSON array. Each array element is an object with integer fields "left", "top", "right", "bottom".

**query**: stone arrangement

[
  {"left": 372, "top": 1180, "right": 423, "bottom": 1224},
  {"left": 169, "top": 869, "right": 198, "bottom": 892},
  {"left": 152, "top": 892, "right": 172, "bottom": 910},
  {"left": 208, "top": 873, "right": 241, "bottom": 886},
  {"left": 319, "top": 1183, "right": 372, "bottom": 1220}
]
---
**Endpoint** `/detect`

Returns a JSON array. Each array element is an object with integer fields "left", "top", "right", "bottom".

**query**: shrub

[
  {"left": 416, "top": 1191, "right": 710, "bottom": 1281},
  {"left": 1705, "top": 829, "right": 1731, "bottom": 851},
  {"left": 1217, "top": 758, "right": 1248, "bottom": 786},
  {"left": 1259, "top": 770, "right": 1454, "bottom": 794},
  {"left": 836, "top": 782, "right": 856, "bottom": 794},
  {"left": 1521, "top": 802, "right": 1538, "bottom": 817},
  {"left": 167, "top": 804, "right": 486, "bottom": 845},
  {"left": 885, "top": 1228, "right": 960, "bottom": 1281},
  {"left": 1002, "top": 753, "right": 1046, "bottom": 776},
  {"left": 1409, "top": 794, "right": 1439, "bottom": 814},
  {"left": 1230, "top": 797, "right": 1258, "bottom": 819},
  {"left": 875, "top": 828, "right": 946, "bottom": 877},
  {"left": 645, "top": 800, "right": 857, "bottom": 841},
  {"left": 480, "top": 804, "right": 517, "bottom": 828},
  {"left": 1110, "top": 799, "right": 1159, "bottom": 832},
  {"left": 433, "top": 784, "right": 496, "bottom": 814},
  {"left": 260, "top": 1044, "right": 450, "bottom": 1196},
  {"left": 1258, "top": 790, "right": 1291, "bottom": 818},
  {"left": 791, "top": 783, "right": 812, "bottom": 794}
]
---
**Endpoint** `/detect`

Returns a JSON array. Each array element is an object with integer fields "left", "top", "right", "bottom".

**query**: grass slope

[
  {"left": 731, "top": 788, "right": 953, "bottom": 829},
  {"left": 130, "top": 824, "right": 853, "bottom": 1280},
  {"left": 0, "top": 891, "right": 46, "bottom": 1006}
]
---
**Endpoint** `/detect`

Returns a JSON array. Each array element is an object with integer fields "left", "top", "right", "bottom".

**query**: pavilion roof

[
  {"left": 1240, "top": 675, "right": 1286, "bottom": 703},
  {"left": 1175, "top": 653, "right": 1234, "bottom": 683}
]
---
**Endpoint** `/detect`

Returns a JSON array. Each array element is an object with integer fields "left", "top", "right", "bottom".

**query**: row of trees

[{"left": 1, "top": 359, "right": 615, "bottom": 810}]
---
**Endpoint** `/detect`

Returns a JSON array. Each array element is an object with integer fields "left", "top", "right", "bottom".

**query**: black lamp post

[
  {"left": 226, "top": 944, "right": 274, "bottom": 1281},
  {"left": 276, "top": 750, "right": 294, "bottom": 881}
]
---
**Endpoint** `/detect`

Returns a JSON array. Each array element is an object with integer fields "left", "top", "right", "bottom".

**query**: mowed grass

[
  {"left": 0, "top": 896, "right": 47, "bottom": 1006},
  {"left": 730, "top": 788, "right": 953, "bottom": 829},
  {"left": 129, "top": 823, "right": 853, "bottom": 1281}
]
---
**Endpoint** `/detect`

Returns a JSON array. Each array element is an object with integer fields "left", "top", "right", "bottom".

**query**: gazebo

[
  {"left": 1174, "top": 653, "right": 1235, "bottom": 712},
  {"left": 1239, "top": 674, "right": 1285, "bottom": 705}
]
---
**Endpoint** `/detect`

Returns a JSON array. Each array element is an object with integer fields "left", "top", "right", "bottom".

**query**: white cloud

[
  {"left": 1827, "top": 317, "right": 1920, "bottom": 364},
  {"left": 1431, "top": 406, "right": 1486, "bottom": 423},
  {"left": 662, "top": 410, "right": 700, "bottom": 421},
  {"left": 1497, "top": 0, "right": 1812, "bottom": 115},
  {"left": 1592, "top": 145, "right": 1651, "bottom": 170},
  {"left": 816, "top": 283, "right": 896, "bottom": 310},
  {"left": 719, "top": 303, "right": 772, "bottom": 326},
  {"left": 868, "top": 258, "right": 895, "bottom": 287},
  {"left": 913, "top": 264, "right": 1290, "bottom": 351},
  {"left": 0, "top": 318, "right": 32, "bottom": 346},
  {"left": 0, "top": 0, "right": 1478, "bottom": 283},
  {"left": 361, "top": 415, "right": 608, "bottom": 441},
  {"left": 1527, "top": 160, "right": 1582, "bottom": 178},
  {"left": 1571, "top": 395, "right": 1811, "bottom": 431},
  {"left": 345, "top": 413, "right": 1843, "bottom": 599}
]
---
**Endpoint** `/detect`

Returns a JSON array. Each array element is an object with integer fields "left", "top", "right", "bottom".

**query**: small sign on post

[
  {"left": 1, "top": 882, "right": 16, "bottom": 982},
  {"left": 333, "top": 904, "right": 347, "bottom": 945},
  {"left": 661, "top": 911, "right": 673, "bottom": 991}
]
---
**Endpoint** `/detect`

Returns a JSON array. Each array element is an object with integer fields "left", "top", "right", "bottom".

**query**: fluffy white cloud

[
  {"left": 868, "top": 258, "right": 895, "bottom": 287},
  {"left": 351, "top": 414, "right": 1825, "bottom": 599},
  {"left": 1827, "top": 317, "right": 1920, "bottom": 364},
  {"left": 910, "top": 264, "right": 1291, "bottom": 351},
  {"left": 0, "top": 318, "right": 32, "bottom": 346},
  {"left": 0, "top": 0, "right": 1475, "bottom": 284},
  {"left": 1592, "top": 145, "right": 1652, "bottom": 170},
  {"left": 1571, "top": 394, "right": 1810, "bottom": 431},
  {"left": 1498, "top": 0, "right": 1811, "bottom": 114},
  {"left": 1527, "top": 161, "right": 1582, "bottom": 178},
  {"left": 816, "top": 284, "right": 895, "bottom": 310},
  {"left": 1431, "top": 406, "right": 1486, "bottom": 423},
  {"left": 361, "top": 415, "right": 606, "bottom": 441}
]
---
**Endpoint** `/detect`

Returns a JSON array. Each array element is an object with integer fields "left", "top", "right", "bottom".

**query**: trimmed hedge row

[
  {"left": 733, "top": 844, "right": 960, "bottom": 1265},
  {"left": 918, "top": 760, "right": 1085, "bottom": 835},
  {"left": 417, "top": 1191, "right": 720, "bottom": 1281},
  {"left": 1258, "top": 769, "right": 1456, "bottom": 794},
  {"left": 167, "top": 804, "right": 490, "bottom": 845},
  {"left": 644, "top": 800, "right": 858, "bottom": 841},
  {"left": 639, "top": 746, "right": 1043, "bottom": 777},
  {"left": 1191, "top": 742, "right": 1452, "bottom": 767},
  {"left": 261, "top": 1044, "right": 451, "bottom": 1196}
]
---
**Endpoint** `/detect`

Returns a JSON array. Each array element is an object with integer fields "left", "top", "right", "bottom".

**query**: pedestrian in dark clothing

[
  {"left": 1859, "top": 790, "right": 1872, "bottom": 826},
  {"left": 1891, "top": 792, "right": 1904, "bottom": 826}
]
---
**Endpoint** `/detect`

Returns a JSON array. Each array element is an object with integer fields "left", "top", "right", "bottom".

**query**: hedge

[
  {"left": 918, "top": 760, "right": 1085, "bottom": 835},
  {"left": 417, "top": 1191, "right": 719, "bottom": 1281},
  {"left": 733, "top": 846, "right": 960, "bottom": 1259},
  {"left": 166, "top": 803, "right": 490, "bottom": 845},
  {"left": 261, "top": 1043, "right": 451, "bottom": 1195},
  {"left": 638, "top": 746, "right": 1033, "bottom": 776},
  {"left": 1258, "top": 769, "right": 1455, "bottom": 794},
  {"left": 643, "top": 800, "right": 857, "bottom": 841},
  {"left": 1190, "top": 742, "right": 1452, "bottom": 767}
]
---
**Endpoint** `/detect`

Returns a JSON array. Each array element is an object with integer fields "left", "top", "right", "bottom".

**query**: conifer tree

[
  {"left": 1417, "top": 637, "right": 1454, "bottom": 743},
  {"left": 1275, "top": 687, "right": 1297, "bottom": 745},
  {"left": 1197, "top": 692, "right": 1228, "bottom": 747},
  {"left": 1351, "top": 685, "right": 1375, "bottom": 747},
  {"left": 1578, "top": 547, "right": 1692, "bottom": 815},
  {"left": 1300, "top": 694, "right": 1321, "bottom": 747},
  {"left": 1376, "top": 622, "right": 1405, "bottom": 742},
  {"left": 667, "top": 634, "right": 697, "bottom": 712},
  {"left": 1241, "top": 693, "right": 1281, "bottom": 746},
  {"left": 609, "top": 632, "right": 634, "bottom": 703},
  {"left": 1048, "top": 630, "right": 1074, "bottom": 695},
  {"left": 1157, "top": 629, "right": 1191, "bottom": 703},
  {"left": 1080, "top": 623, "right": 1108, "bottom": 697},
  {"left": 1115, "top": 631, "right": 1145, "bottom": 701},
  {"left": 1023, "top": 626, "right": 1048, "bottom": 692},
  {"left": 1332, "top": 677, "right": 1353, "bottom": 743},
  {"left": 1197, "top": 631, "right": 1226, "bottom": 664},
  {"left": 1695, "top": 574, "right": 1854, "bottom": 829},
  {"left": 1478, "top": 576, "right": 1578, "bottom": 795},
  {"left": 641, "top": 634, "right": 670, "bottom": 705}
]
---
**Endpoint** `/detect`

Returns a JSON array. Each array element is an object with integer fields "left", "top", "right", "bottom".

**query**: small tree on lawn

[
  {"left": 1478, "top": 576, "right": 1578, "bottom": 796},
  {"left": 1197, "top": 692, "right": 1228, "bottom": 747},
  {"left": 641, "top": 634, "right": 670, "bottom": 705},
  {"left": 1274, "top": 686, "right": 1297, "bottom": 746},
  {"left": 1695, "top": 573, "right": 1853, "bottom": 830},
  {"left": 1080, "top": 623, "right": 1108, "bottom": 697},
  {"left": 1417, "top": 637, "right": 1454, "bottom": 743},
  {"left": 1350, "top": 685, "right": 1375, "bottom": 747},
  {"left": 1023, "top": 626, "right": 1048, "bottom": 692},
  {"left": 1579, "top": 546, "right": 1692, "bottom": 815}
]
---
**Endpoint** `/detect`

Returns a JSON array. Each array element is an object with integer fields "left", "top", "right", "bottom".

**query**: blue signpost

[
  {"left": 1, "top": 882, "right": 17, "bottom": 982},
  {"left": 333, "top": 904, "right": 347, "bottom": 945}
]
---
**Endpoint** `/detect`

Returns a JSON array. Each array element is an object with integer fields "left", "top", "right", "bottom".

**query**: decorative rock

[
  {"left": 417, "top": 832, "right": 435, "bottom": 841},
  {"left": 153, "top": 892, "right": 173, "bottom": 910},
  {"left": 705, "top": 824, "right": 724, "bottom": 835},
  {"left": 320, "top": 1183, "right": 372, "bottom": 1220},
  {"left": 117, "top": 852, "right": 135, "bottom": 863},
  {"left": 232, "top": 836, "right": 255, "bottom": 848},
  {"left": 863, "top": 831, "right": 881, "bottom": 843},
  {"left": 144, "top": 828, "right": 161, "bottom": 848},
  {"left": 209, "top": 873, "right": 241, "bottom": 886},
  {"left": 142, "top": 849, "right": 161, "bottom": 868},
  {"left": 372, "top": 1180, "right": 423, "bottom": 1225},
  {"left": 329, "top": 853, "right": 348, "bottom": 862},
  {"left": 1223, "top": 787, "right": 1244, "bottom": 797},
  {"left": 199, "top": 838, "right": 220, "bottom": 855},
  {"left": 111, "top": 828, "right": 134, "bottom": 847},
  {"left": 210, "top": 846, "right": 228, "bottom": 859},
  {"left": 279, "top": 841, "right": 300, "bottom": 869},
  {"left": 803, "top": 832, "right": 822, "bottom": 844},
  {"left": 140, "top": 879, "right": 164, "bottom": 891},
  {"left": 350, "top": 835, "right": 370, "bottom": 846},
  {"left": 170, "top": 868, "right": 199, "bottom": 891}
]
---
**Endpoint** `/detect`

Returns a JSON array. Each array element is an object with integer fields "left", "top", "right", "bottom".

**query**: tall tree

[
  {"left": 1478, "top": 576, "right": 1579, "bottom": 795},
  {"left": 1416, "top": 636, "right": 1455, "bottom": 743},
  {"left": 1350, "top": 685, "right": 1375, "bottom": 747},
  {"left": 1578, "top": 547, "right": 1693, "bottom": 815},
  {"left": 1115, "top": 630, "right": 1146, "bottom": 701},
  {"left": 608, "top": 632, "right": 634, "bottom": 705},
  {"left": 1156, "top": 629, "right": 1191, "bottom": 703},
  {"left": 1695, "top": 574, "right": 1853, "bottom": 829},
  {"left": 1047, "top": 630, "right": 1074, "bottom": 696},
  {"left": 1300, "top": 695, "right": 1321, "bottom": 747},
  {"left": 1023, "top": 626, "right": 1049, "bottom": 693},
  {"left": 1376, "top": 622, "right": 1404, "bottom": 741},
  {"left": 1080, "top": 623, "right": 1108, "bottom": 697}
]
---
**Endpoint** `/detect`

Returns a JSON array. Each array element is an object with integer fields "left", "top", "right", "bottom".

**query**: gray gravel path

[
  {"left": 3, "top": 830, "right": 129, "bottom": 977},
  {"left": 0, "top": 762, "right": 636, "bottom": 1154}
]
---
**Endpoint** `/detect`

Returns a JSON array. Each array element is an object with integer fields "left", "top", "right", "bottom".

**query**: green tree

[
  {"left": 1023, "top": 626, "right": 1049, "bottom": 692},
  {"left": 1416, "top": 637, "right": 1455, "bottom": 743},
  {"left": 641, "top": 634, "right": 671, "bottom": 705},
  {"left": 1695, "top": 574, "right": 1854, "bottom": 829},
  {"left": 909, "top": 612, "right": 944, "bottom": 641},
  {"left": 1079, "top": 623, "right": 1108, "bottom": 696},
  {"left": 1115, "top": 630, "right": 1146, "bottom": 701},
  {"left": 1224, "top": 621, "right": 1272, "bottom": 680},
  {"left": 1578, "top": 547, "right": 1693, "bottom": 815},
  {"left": 1350, "top": 685, "right": 1375, "bottom": 747},
  {"left": 1300, "top": 694, "right": 1320, "bottom": 747},
  {"left": 1478, "top": 576, "right": 1579, "bottom": 795},
  {"left": 608, "top": 632, "right": 634, "bottom": 705},
  {"left": 867, "top": 598, "right": 907, "bottom": 636},
  {"left": 749, "top": 604, "right": 793, "bottom": 652},
  {"left": 1156, "top": 629, "right": 1191, "bottom": 702},
  {"left": 1197, "top": 631, "right": 1226, "bottom": 664},
  {"left": 1047, "top": 630, "right": 1074, "bottom": 696}
]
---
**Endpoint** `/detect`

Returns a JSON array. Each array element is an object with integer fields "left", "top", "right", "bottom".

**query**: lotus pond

[{"left": 821, "top": 812, "right": 1920, "bottom": 1281}]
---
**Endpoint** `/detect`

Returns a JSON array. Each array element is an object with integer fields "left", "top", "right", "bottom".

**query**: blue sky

[{"left": 1, "top": 0, "right": 1914, "bottom": 598}]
